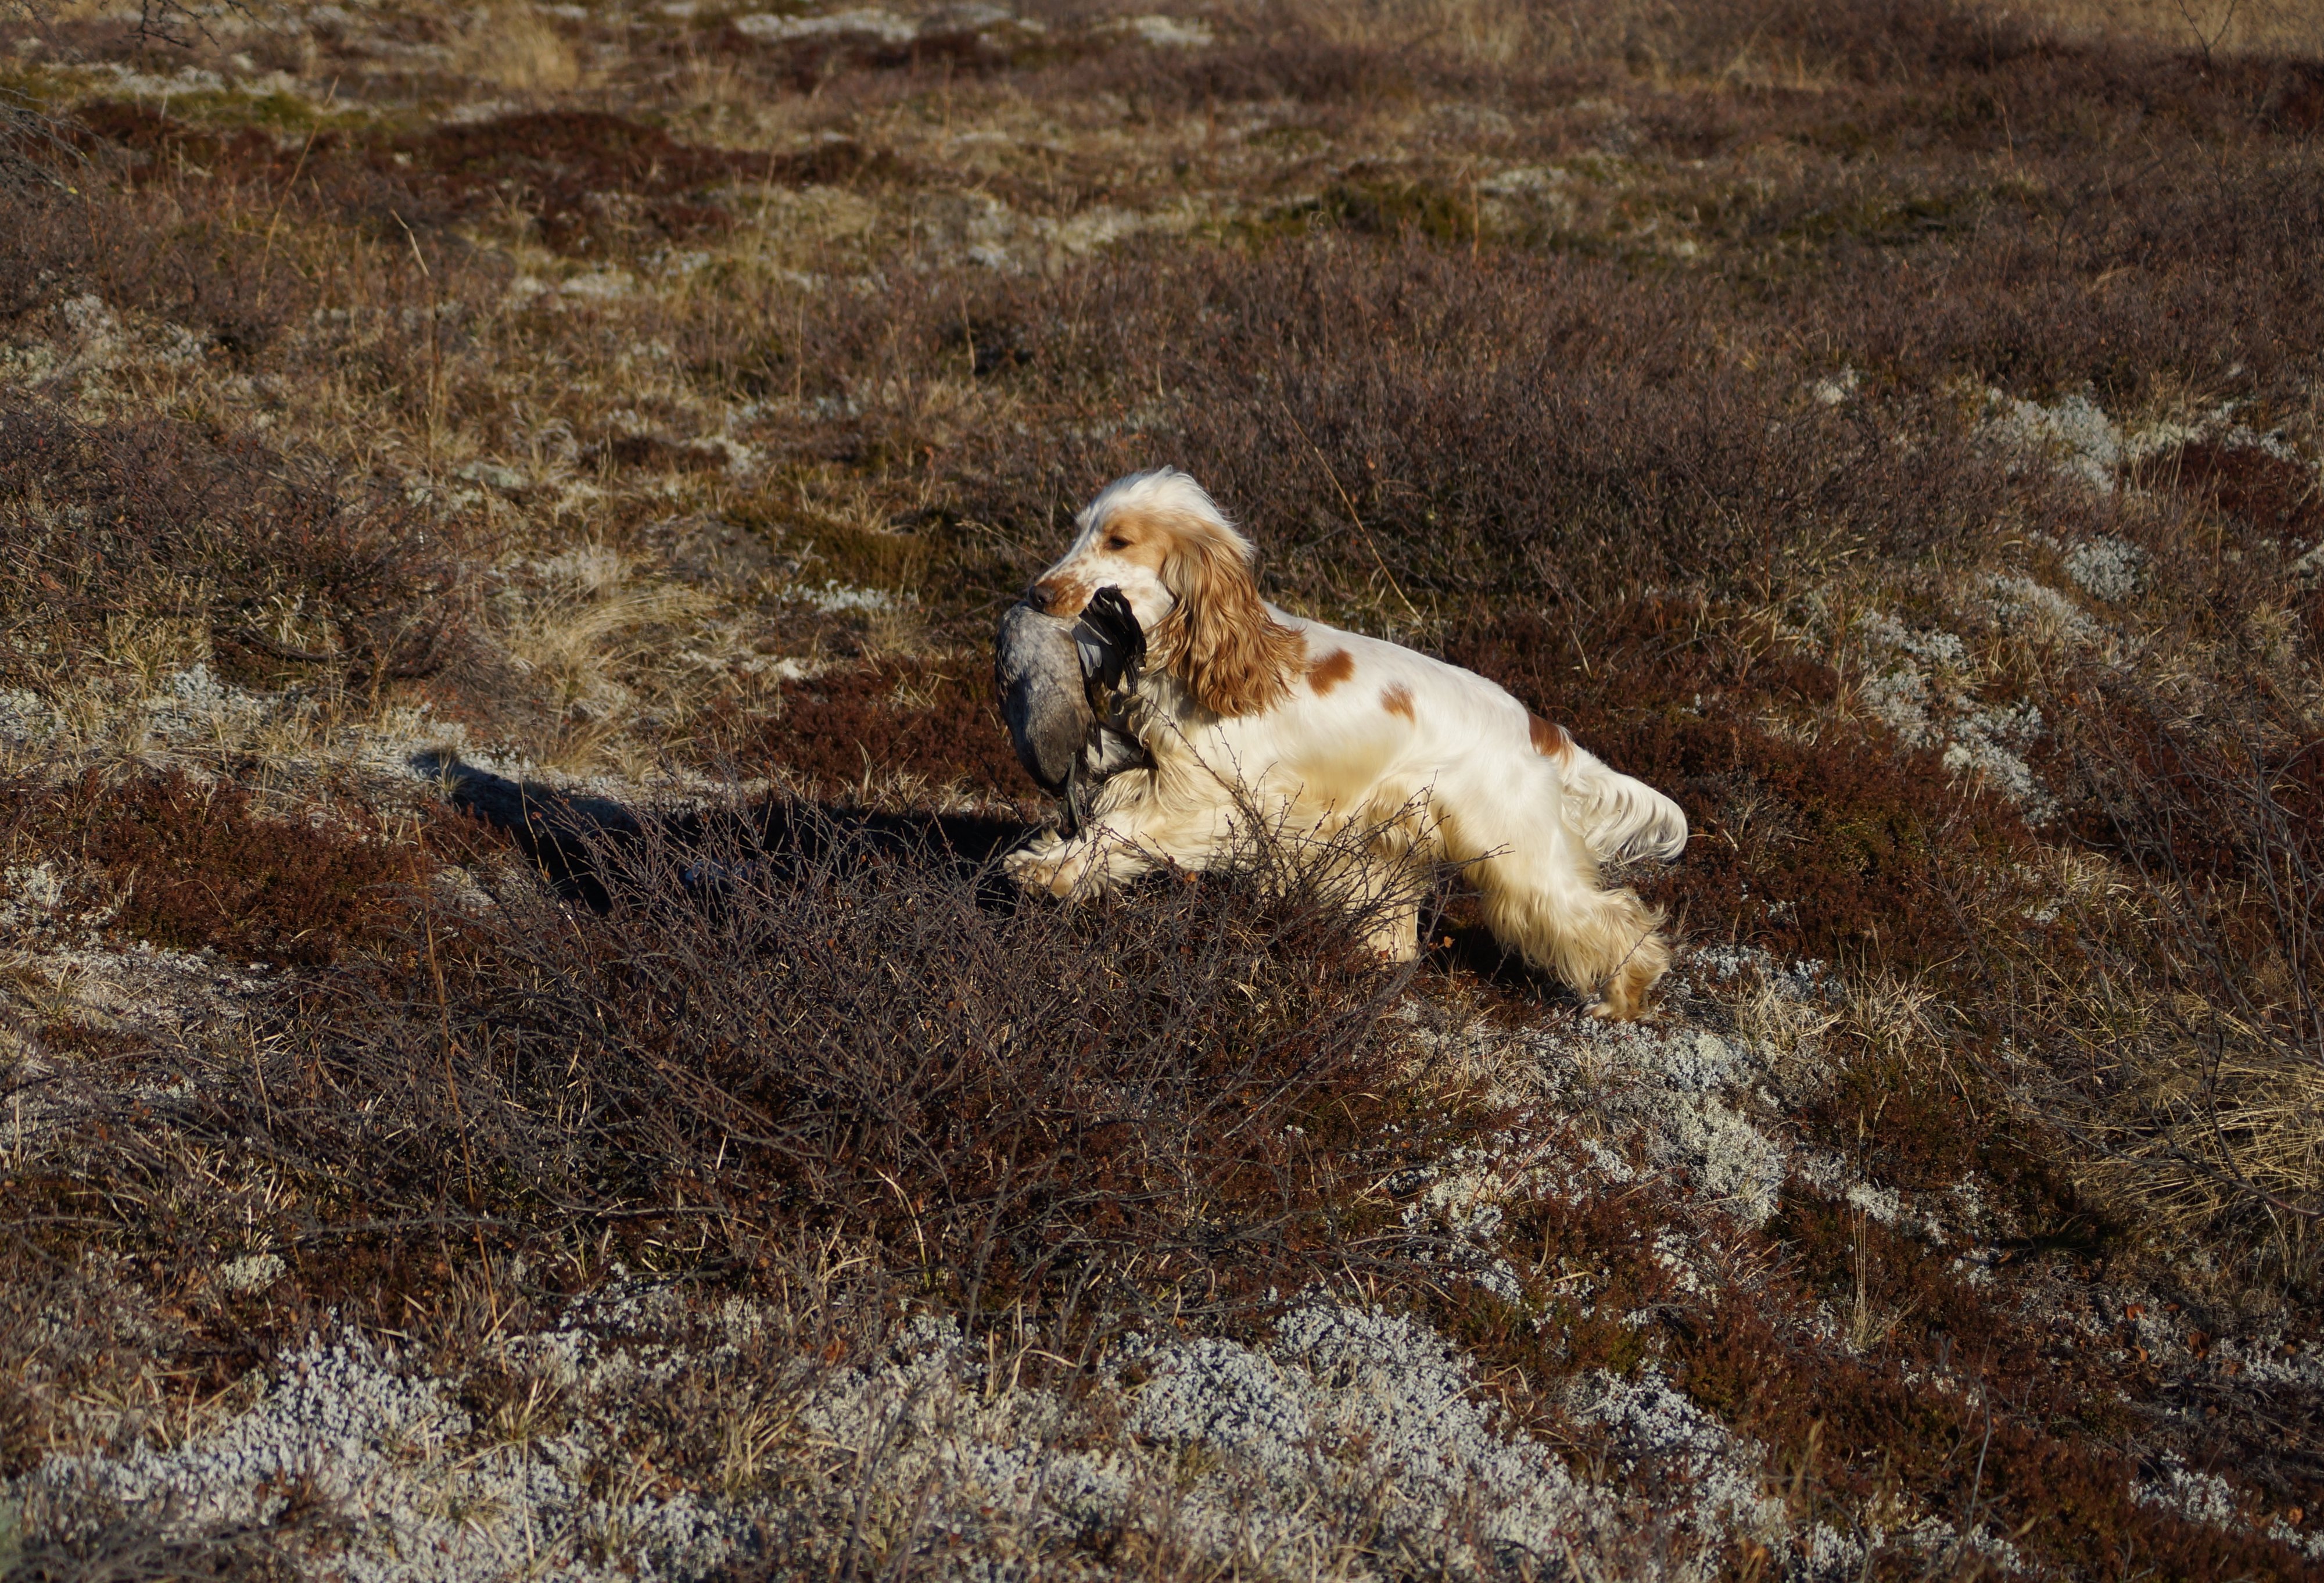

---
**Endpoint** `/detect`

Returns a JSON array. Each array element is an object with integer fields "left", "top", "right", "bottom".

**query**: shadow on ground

[{"left": 411, "top": 751, "right": 1035, "bottom": 912}]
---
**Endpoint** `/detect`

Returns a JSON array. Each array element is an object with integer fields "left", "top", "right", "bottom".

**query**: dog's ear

[{"left": 1151, "top": 520, "right": 1302, "bottom": 717}]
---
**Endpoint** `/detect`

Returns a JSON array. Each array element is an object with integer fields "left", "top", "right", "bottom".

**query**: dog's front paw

[
  {"left": 1585, "top": 961, "right": 1660, "bottom": 1022},
  {"left": 1005, "top": 837, "right": 1075, "bottom": 898},
  {"left": 1360, "top": 915, "right": 1422, "bottom": 965}
]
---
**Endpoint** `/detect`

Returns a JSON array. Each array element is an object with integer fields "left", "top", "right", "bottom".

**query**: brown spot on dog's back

[
  {"left": 1529, "top": 712, "right": 1572, "bottom": 759},
  {"left": 1308, "top": 647, "right": 1355, "bottom": 694},
  {"left": 1380, "top": 683, "right": 1415, "bottom": 720}
]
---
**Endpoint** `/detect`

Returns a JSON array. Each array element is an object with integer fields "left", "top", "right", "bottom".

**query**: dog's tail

[{"left": 1557, "top": 743, "right": 1689, "bottom": 864}]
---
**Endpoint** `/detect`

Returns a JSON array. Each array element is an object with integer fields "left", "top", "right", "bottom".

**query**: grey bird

[{"left": 995, "top": 586, "right": 1148, "bottom": 833}]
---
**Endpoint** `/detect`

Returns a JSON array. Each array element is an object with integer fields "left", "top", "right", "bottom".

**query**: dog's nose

[{"left": 1029, "top": 576, "right": 1082, "bottom": 617}]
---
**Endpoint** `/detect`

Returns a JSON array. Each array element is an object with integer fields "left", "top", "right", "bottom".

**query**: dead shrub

[
  {"left": 50, "top": 804, "right": 1460, "bottom": 1355},
  {"left": 582, "top": 434, "right": 731, "bottom": 475},
  {"left": 0, "top": 176, "right": 295, "bottom": 361},
  {"left": 0, "top": 83, "right": 78, "bottom": 196}
]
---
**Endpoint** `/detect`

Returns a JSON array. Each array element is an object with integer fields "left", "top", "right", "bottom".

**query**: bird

[{"left": 995, "top": 585, "right": 1149, "bottom": 833}]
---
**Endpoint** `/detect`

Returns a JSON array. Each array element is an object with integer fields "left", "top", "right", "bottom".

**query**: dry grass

[
  {"left": 453, "top": 4, "right": 587, "bottom": 96},
  {"left": 2011, "top": 0, "right": 2324, "bottom": 55},
  {"left": 2005, "top": 680, "right": 2324, "bottom": 1285}
]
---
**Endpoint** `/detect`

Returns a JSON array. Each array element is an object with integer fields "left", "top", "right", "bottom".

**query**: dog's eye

[{"left": 1104, "top": 535, "right": 1130, "bottom": 551}]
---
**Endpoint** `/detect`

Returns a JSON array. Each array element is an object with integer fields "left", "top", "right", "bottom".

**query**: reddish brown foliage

[
  {"left": 2135, "top": 440, "right": 2323, "bottom": 541},
  {"left": 49, "top": 102, "right": 904, "bottom": 259},
  {"left": 1446, "top": 606, "right": 2033, "bottom": 982},
  {"left": 390, "top": 111, "right": 759, "bottom": 254},
  {"left": 390, "top": 112, "right": 900, "bottom": 253},
  {"left": 33, "top": 770, "right": 424, "bottom": 966},
  {"left": 0, "top": 400, "right": 461, "bottom": 687}
]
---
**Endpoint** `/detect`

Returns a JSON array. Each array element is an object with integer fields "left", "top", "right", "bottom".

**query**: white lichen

[
  {"left": 215, "top": 1252, "right": 286, "bottom": 1295},
  {"left": 2060, "top": 535, "right": 2143, "bottom": 602},
  {"left": 731, "top": 8, "right": 919, "bottom": 44},
  {"left": 1983, "top": 388, "right": 2121, "bottom": 492},
  {"left": 1856, "top": 612, "right": 2056, "bottom": 819},
  {"left": 1117, "top": 13, "right": 1212, "bottom": 47}
]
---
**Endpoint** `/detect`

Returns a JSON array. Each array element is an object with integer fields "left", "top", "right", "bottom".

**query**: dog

[{"left": 1002, "top": 468, "right": 1687, "bottom": 1019}]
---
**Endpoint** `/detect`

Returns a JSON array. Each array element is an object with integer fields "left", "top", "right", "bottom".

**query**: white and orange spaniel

[{"left": 1005, "top": 468, "right": 1687, "bottom": 1020}]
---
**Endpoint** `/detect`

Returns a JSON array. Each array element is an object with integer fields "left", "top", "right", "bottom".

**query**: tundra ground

[{"left": 1, "top": 0, "right": 2322, "bottom": 1577}]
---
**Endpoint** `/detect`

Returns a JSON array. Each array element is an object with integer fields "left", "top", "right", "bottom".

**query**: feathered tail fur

[{"left": 1558, "top": 744, "right": 1690, "bottom": 864}]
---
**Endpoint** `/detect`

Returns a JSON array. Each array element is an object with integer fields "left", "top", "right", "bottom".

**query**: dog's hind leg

[{"left": 1439, "top": 760, "right": 1670, "bottom": 1018}]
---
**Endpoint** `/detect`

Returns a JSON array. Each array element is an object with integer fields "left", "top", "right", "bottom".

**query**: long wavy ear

[{"left": 1149, "top": 518, "right": 1303, "bottom": 717}]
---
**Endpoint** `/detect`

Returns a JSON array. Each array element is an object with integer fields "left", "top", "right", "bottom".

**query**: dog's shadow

[{"left": 412, "top": 753, "right": 1036, "bottom": 914}]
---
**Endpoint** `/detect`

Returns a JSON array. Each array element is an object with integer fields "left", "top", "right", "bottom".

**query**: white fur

[{"left": 1007, "top": 468, "right": 1687, "bottom": 1018}]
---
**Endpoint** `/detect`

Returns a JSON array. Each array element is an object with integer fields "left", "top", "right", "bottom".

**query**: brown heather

[{"left": 1, "top": 0, "right": 2322, "bottom": 1575}]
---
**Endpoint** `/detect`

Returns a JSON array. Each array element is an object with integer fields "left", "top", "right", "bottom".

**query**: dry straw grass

[
  {"left": 454, "top": 3, "right": 587, "bottom": 95},
  {"left": 2015, "top": 0, "right": 2324, "bottom": 55}
]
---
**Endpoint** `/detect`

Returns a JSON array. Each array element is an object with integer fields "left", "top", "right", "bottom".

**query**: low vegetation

[{"left": 0, "top": 0, "right": 2319, "bottom": 1576}]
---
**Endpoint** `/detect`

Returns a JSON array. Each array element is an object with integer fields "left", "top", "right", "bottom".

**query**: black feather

[{"left": 1075, "top": 586, "right": 1146, "bottom": 703}]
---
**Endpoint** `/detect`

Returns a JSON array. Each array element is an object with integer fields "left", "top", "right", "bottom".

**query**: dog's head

[{"left": 1027, "top": 468, "right": 1301, "bottom": 717}]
